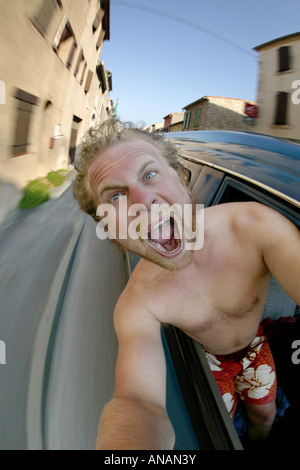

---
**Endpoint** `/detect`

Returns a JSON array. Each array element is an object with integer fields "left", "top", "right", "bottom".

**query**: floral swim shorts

[{"left": 205, "top": 324, "right": 277, "bottom": 417}]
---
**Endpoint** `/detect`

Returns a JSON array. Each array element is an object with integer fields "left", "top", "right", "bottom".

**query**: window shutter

[
  {"left": 67, "top": 40, "right": 77, "bottom": 68},
  {"left": 278, "top": 46, "right": 290, "bottom": 72},
  {"left": 33, "top": 0, "right": 59, "bottom": 36},
  {"left": 84, "top": 70, "right": 93, "bottom": 93},
  {"left": 186, "top": 112, "right": 191, "bottom": 129},
  {"left": 93, "top": 8, "right": 105, "bottom": 33},
  {"left": 96, "top": 29, "right": 105, "bottom": 49},
  {"left": 274, "top": 92, "right": 288, "bottom": 125},
  {"left": 194, "top": 107, "right": 201, "bottom": 127},
  {"left": 11, "top": 89, "right": 38, "bottom": 156}
]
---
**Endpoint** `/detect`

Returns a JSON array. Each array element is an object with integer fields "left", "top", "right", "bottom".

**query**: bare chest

[{"left": 149, "top": 258, "right": 270, "bottom": 354}]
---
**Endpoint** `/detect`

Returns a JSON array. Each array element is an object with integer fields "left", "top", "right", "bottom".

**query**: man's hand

[{"left": 95, "top": 291, "right": 175, "bottom": 450}]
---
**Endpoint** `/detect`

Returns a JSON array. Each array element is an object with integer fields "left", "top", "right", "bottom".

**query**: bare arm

[
  {"left": 260, "top": 206, "right": 300, "bottom": 305},
  {"left": 96, "top": 397, "right": 174, "bottom": 450},
  {"left": 243, "top": 203, "right": 300, "bottom": 305},
  {"left": 96, "top": 294, "right": 175, "bottom": 450}
]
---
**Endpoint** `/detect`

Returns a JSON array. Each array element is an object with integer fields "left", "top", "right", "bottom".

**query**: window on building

[
  {"left": 32, "top": 0, "right": 62, "bottom": 37},
  {"left": 80, "top": 61, "right": 87, "bottom": 85},
  {"left": 53, "top": 18, "right": 71, "bottom": 49},
  {"left": 274, "top": 92, "right": 288, "bottom": 125},
  {"left": 183, "top": 112, "right": 191, "bottom": 130},
  {"left": 96, "top": 62, "right": 107, "bottom": 93},
  {"left": 69, "top": 115, "right": 82, "bottom": 164},
  {"left": 92, "top": 7, "right": 104, "bottom": 33},
  {"left": 53, "top": 19, "right": 77, "bottom": 69},
  {"left": 74, "top": 50, "right": 84, "bottom": 79},
  {"left": 11, "top": 89, "right": 38, "bottom": 157},
  {"left": 194, "top": 107, "right": 201, "bottom": 127},
  {"left": 84, "top": 70, "right": 94, "bottom": 93},
  {"left": 187, "top": 112, "right": 191, "bottom": 128},
  {"left": 278, "top": 46, "right": 291, "bottom": 72},
  {"left": 96, "top": 29, "right": 105, "bottom": 50},
  {"left": 67, "top": 40, "right": 78, "bottom": 69}
]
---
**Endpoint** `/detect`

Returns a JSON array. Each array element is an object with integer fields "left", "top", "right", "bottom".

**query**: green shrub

[
  {"left": 19, "top": 169, "right": 68, "bottom": 210},
  {"left": 19, "top": 179, "right": 50, "bottom": 210},
  {"left": 46, "top": 170, "right": 65, "bottom": 187}
]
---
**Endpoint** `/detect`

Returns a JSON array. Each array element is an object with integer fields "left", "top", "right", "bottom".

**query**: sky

[{"left": 100, "top": 0, "right": 300, "bottom": 127}]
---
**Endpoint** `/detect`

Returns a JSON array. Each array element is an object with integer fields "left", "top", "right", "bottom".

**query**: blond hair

[{"left": 72, "top": 119, "right": 187, "bottom": 221}]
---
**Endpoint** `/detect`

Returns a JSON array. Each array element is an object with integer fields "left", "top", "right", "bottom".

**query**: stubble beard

[{"left": 111, "top": 189, "right": 198, "bottom": 272}]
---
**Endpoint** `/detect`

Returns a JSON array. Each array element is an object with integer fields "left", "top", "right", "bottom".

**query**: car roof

[{"left": 165, "top": 131, "right": 300, "bottom": 207}]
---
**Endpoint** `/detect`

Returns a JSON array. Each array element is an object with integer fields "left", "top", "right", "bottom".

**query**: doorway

[{"left": 69, "top": 115, "right": 82, "bottom": 164}]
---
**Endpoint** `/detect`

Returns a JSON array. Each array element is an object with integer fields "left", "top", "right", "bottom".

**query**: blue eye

[
  {"left": 110, "top": 192, "right": 123, "bottom": 203},
  {"left": 144, "top": 171, "right": 157, "bottom": 181}
]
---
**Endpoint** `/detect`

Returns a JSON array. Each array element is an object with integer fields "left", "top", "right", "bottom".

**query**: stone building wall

[
  {"left": 0, "top": 0, "right": 111, "bottom": 222},
  {"left": 183, "top": 96, "right": 255, "bottom": 132}
]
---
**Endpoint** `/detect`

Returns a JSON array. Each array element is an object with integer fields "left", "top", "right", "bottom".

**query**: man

[{"left": 72, "top": 119, "right": 300, "bottom": 449}]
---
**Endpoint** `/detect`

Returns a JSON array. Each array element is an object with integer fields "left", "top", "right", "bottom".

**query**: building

[
  {"left": 0, "top": 0, "right": 111, "bottom": 220},
  {"left": 169, "top": 119, "right": 184, "bottom": 133},
  {"left": 182, "top": 96, "right": 255, "bottom": 132},
  {"left": 162, "top": 112, "right": 185, "bottom": 132},
  {"left": 144, "top": 122, "right": 164, "bottom": 133},
  {"left": 253, "top": 32, "right": 300, "bottom": 143}
]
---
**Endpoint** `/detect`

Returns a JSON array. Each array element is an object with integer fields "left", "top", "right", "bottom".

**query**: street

[{"left": 0, "top": 186, "right": 128, "bottom": 449}]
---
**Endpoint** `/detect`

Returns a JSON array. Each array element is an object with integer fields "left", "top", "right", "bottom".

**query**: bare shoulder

[
  {"left": 206, "top": 201, "right": 265, "bottom": 222},
  {"left": 225, "top": 201, "right": 299, "bottom": 303},
  {"left": 227, "top": 200, "right": 272, "bottom": 223},
  {"left": 113, "top": 262, "right": 162, "bottom": 340},
  {"left": 227, "top": 201, "right": 298, "bottom": 240},
  {"left": 207, "top": 201, "right": 299, "bottom": 254},
  {"left": 212, "top": 201, "right": 283, "bottom": 235},
  {"left": 205, "top": 201, "right": 269, "bottom": 237}
]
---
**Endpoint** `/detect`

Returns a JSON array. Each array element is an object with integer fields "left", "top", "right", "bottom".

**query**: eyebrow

[
  {"left": 98, "top": 159, "right": 156, "bottom": 199},
  {"left": 139, "top": 158, "right": 156, "bottom": 174},
  {"left": 99, "top": 183, "right": 124, "bottom": 200}
]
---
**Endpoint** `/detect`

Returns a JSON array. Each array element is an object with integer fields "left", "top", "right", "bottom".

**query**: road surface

[{"left": 0, "top": 186, "right": 128, "bottom": 449}]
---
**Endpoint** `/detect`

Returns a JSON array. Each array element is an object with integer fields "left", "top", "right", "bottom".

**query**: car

[{"left": 125, "top": 130, "right": 300, "bottom": 450}]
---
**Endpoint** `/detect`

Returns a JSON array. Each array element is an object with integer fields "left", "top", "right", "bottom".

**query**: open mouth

[{"left": 146, "top": 217, "right": 184, "bottom": 258}]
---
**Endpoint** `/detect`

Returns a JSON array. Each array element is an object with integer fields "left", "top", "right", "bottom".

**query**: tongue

[
  {"left": 150, "top": 220, "right": 178, "bottom": 252},
  {"left": 160, "top": 238, "right": 178, "bottom": 251}
]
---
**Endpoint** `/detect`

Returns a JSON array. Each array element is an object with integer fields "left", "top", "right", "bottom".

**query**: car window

[{"left": 187, "top": 164, "right": 300, "bottom": 449}]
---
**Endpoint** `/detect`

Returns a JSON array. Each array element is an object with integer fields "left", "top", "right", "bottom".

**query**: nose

[{"left": 129, "top": 185, "right": 158, "bottom": 209}]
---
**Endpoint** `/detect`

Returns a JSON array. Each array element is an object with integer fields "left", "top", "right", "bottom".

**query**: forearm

[{"left": 96, "top": 396, "right": 175, "bottom": 450}]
